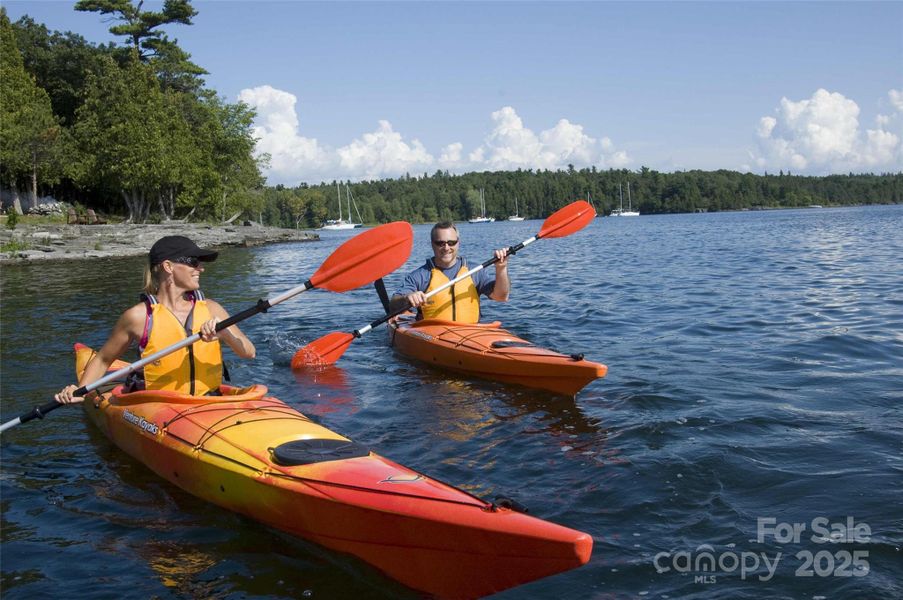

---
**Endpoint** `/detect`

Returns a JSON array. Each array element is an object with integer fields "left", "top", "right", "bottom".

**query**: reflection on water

[
  {"left": 144, "top": 542, "right": 218, "bottom": 588},
  {"left": 291, "top": 364, "right": 351, "bottom": 390},
  {"left": 290, "top": 364, "right": 358, "bottom": 418}
]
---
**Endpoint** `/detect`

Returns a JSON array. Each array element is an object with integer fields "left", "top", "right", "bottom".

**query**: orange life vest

[
  {"left": 421, "top": 262, "right": 481, "bottom": 323},
  {"left": 139, "top": 291, "right": 222, "bottom": 395}
]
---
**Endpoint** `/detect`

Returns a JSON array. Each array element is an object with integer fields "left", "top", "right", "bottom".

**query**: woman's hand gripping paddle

[
  {"left": 0, "top": 222, "right": 414, "bottom": 434},
  {"left": 293, "top": 200, "right": 596, "bottom": 367}
]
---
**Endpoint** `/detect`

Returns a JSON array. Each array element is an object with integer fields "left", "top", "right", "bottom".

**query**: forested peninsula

[{"left": 2, "top": 3, "right": 900, "bottom": 231}]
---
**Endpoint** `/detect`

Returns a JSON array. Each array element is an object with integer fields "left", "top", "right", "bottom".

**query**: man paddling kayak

[
  {"left": 55, "top": 236, "right": 256, "bottom": 403},
  {"left": 389, "top": 221, "right": 510, "bottom": 322}
]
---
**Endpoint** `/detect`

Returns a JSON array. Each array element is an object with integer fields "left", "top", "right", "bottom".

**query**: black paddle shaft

[{"left": 215, "top": 297, "right": 273, "bottom": 331}]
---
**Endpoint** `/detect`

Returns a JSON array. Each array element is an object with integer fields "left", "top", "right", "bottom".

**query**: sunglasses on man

[{"left": 432, "top": 239, "right": 459, "bottom": 247}]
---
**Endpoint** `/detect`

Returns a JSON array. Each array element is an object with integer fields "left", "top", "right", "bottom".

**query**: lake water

[{"left": 2, "top": 205, "right": 901, "bottom": 599}]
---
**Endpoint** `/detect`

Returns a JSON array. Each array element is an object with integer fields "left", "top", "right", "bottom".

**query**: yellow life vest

[
  {"left": 421, "top": 262, "right": 481, "bottom": 323},
  {"left": 140, "top": 292, "right": 222, "bottom": 395}
]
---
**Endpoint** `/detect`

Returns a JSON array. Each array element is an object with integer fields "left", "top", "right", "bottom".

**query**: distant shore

[{"left": 0, "top": 222, "right": 319, "bottom": 265}]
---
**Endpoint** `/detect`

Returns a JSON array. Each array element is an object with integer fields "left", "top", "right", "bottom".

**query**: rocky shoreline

[{"left": 0, "top": 222, "right": 320, "bottom": 265}]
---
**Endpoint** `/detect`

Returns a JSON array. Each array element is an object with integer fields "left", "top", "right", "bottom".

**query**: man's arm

[{"left": 488, "top": 249, "right": 509, "bottom": 301}]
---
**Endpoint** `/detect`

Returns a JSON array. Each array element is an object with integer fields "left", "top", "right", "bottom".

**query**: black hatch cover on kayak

[
  {"left": 270, "top": 439, "right": 370, "bottom": 466},
  {"left": 490, "top": 340, "right": 535, "bottom": 348}
]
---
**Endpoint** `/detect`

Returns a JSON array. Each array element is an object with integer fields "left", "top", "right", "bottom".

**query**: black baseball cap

[{"left": 149, "top": 236, "right": 218, "bottom": 266}]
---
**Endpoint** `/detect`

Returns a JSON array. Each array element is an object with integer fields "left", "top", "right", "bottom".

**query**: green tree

[
  {"left": 0, "top": 9, "right": 68, "bottom": 213},
  {"left": 75, "top": 0, "right": 205, "bottom": 92},
  {"left": 156, "top": 89, "right": 205, "bottom": 220},
  {"left": 193, "top": 95, "right": 266, "bottom": 222},
  {"left": 74, "top": 54, "right": 172, "bottom": 222},
  {"left": 302, "top": 188, "right": 328, "bottom": 228},
  {"left": 75, "top": 0, "right": 197, "bottom": 58},
  {"left": 148, "top": 35, "right": 206, "bottom": 93},
  {"left": 12, "top": 15, "right": 111, "bottom": 126}
]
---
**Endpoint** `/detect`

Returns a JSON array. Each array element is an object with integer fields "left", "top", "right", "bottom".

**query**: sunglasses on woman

[
  {"left": 432, "top": 239, "right": 459, "bottom": 247},
  {"left": 172, "top": 256, "right": 202, "bottom": 268}
]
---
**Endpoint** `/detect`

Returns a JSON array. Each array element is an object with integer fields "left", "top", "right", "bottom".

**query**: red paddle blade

[
  {"left": 292, "top": 332, "right": 355, "bottom": 368},
  {"left": 538, "top": 200, "right": 596, "bottom": 239},
  {"left": 310, "top": 221, "right": 413, "bottom": 293}
]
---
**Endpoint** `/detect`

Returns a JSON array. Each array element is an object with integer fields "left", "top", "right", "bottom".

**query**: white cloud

[
  {"left": 337, "top": 120, "right": 434, "bottom": 180},
  {"left": 889, "top": 89, "right": 903, "bottom": 112},
  {"left": 757, "top": 116, "right": 777, "bottom": 139},
  {"left": 606, "top": 149, "right": 632, "bottom": 169},
  {"left": 599, "top": 137, "right": 631, "bottom": 168},
  {"left": 238, "top": 85, "right": 332, "bottom": 184},
  {"left": 752, "top": 88, "right": 902, "bottom": 173},
  {"left": 451, "top": 106, "right": 631, "bottom": 172},
  {"left": 540, "top": 119, "right": 597, "bottom": 164},
  {"left": 239, "top": 87, "right": 631, "bottom": 184},
  {"left": 475, "top": 106, "right": 549, "bottom": 169},
  {"left": 439, "top": 142, "right": 464, "bottom": 167}
]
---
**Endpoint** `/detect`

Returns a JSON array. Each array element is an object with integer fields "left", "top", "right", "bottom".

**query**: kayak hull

[
  {"left": 75, "top": 344, "right": 591, "bottom": 598},
  {"left": 389, "top": 316, "right": 607, "bottom": 396}
]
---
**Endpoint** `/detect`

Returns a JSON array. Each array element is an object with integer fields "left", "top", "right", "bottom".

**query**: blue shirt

[{"left": 394, "top": 257, "right": 496, "bottom": 298}]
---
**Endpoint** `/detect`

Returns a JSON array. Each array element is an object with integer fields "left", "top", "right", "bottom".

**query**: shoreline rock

[{"left": 0, "top": 222, "right": 320, "bottom": 265}]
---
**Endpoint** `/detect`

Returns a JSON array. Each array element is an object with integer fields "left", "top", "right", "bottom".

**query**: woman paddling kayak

[{"left": 55, "top": 235, "right": 256, "bottom": 404}]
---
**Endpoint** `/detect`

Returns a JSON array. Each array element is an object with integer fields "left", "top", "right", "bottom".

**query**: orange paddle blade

[
  {"left": 292, "top": 332, "right": 355, "bottom": 368},
  {"left": 310, "top": 221, "right": 413, "bottom": 293},
  {"left": 538, "top": 200, "right": 596, "bottom": 239}
]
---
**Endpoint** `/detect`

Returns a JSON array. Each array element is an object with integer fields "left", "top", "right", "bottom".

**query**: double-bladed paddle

[
  {"left": 0, "top": 222, "right": 414, "bottom": 434},
  {"left": 292, "top": 200, "right": 596, "bottom": 368}
]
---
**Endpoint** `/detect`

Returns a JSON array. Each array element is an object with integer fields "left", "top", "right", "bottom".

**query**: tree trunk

[
  {"left": 142, "top": 191, "right": 151, "bottom": 223},
  {"left": 166, "top": 187, "right": 176, "bottom": 220},
  {"left": 122, "top": 190, "right": 136, "bottom": 223},
  {"left": 30, "top": 151, "right": 38, "bottom": 211},
  {"left": 11, "top": 184, "right": 23, "bottom": 215},
  {"left": 122, "top": 189, "right": 151, "bottom": 224}
]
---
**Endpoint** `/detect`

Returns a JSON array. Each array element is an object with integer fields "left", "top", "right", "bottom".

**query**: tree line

[
  {"left": 264, "top": 168, "right": 901, "bottom": 229},
  {"left": 1, "top": 4, "right": 900, "bottom": 228}
]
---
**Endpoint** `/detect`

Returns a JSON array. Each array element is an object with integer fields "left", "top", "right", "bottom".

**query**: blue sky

[{"left": 5, "top": 1, "right": 902, "bottom": 185}]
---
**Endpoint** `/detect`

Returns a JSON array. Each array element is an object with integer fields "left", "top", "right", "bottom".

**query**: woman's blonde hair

[{"left": 143, "top": 263, "right": 167, "bottom": 295}]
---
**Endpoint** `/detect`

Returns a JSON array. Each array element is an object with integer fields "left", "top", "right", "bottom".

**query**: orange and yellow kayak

[
  {"left": 388, "top": 316, "right": 607, "bottom": 396},
  {"left": 75, "top": 343, "right": 591, "bottom": 598}
]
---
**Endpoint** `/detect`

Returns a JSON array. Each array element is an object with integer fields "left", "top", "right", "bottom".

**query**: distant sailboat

[
  {"left": 322, "top": 183, "right": 363, "bottom": 230},
  {"left": 508, "top": 196, "right": 525, "bottom": 221},
  {"left": 469, "top": 188, "right": 495, "bottom": 223},
  {"left": 610, "top": 182, "right": 640, "bottom": 217}
]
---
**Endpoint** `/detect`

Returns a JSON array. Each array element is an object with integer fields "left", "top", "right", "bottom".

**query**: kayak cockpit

[{"left": 109, "top": 383, "right": 269, "bottom": 406}]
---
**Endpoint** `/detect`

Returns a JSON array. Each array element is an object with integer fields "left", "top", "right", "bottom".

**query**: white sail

[
  {"left": 469, "top": 188, "right": 495, "bottom": 223},
  {"left": 508, "top": 196, "right": 525, "bottom": 221},
  {"left": 322, "top": 183, "right": 363, "bottom": 229},
  {"left": 610, "top": 181, "right": 640, "bottom": 217}
]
